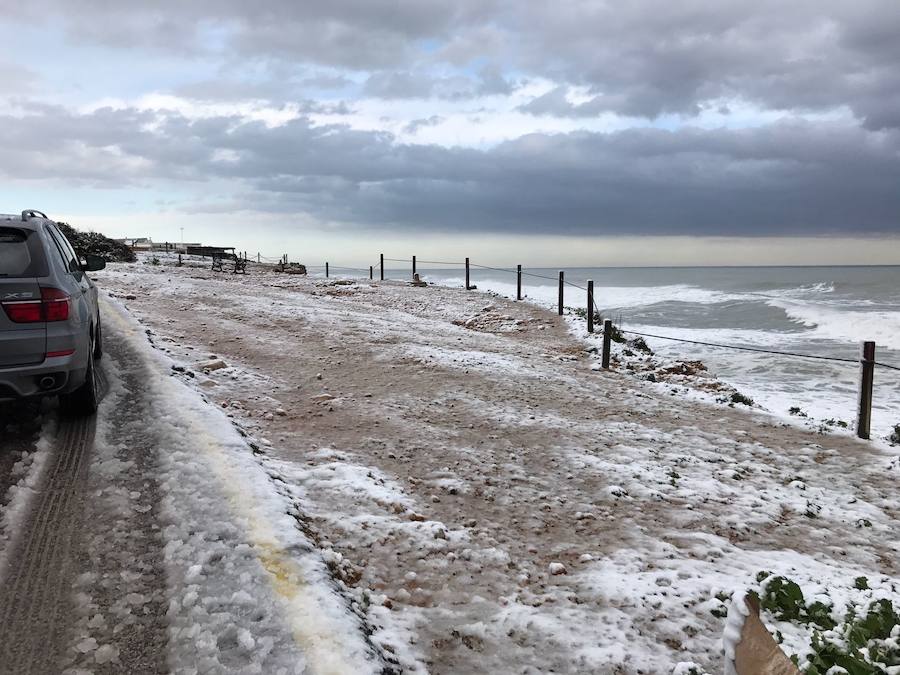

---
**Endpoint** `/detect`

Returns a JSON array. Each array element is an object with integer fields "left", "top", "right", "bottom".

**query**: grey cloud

[
  {"left": 11, "top": 1, "right": 899, "bottom": 127},
  {"left": 363, "top": 67, "right": 514, "bottom": 100},
  {"left": 171, "top": 79, "right": 354, "bottom": 115},
  {"left": 3, "top": 103, "right": 898, "bottom": 236},
  {"left": 404, "top": 116, "right": 444, "bottom": 134}
]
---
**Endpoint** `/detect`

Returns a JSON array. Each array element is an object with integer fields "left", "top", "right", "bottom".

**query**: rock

[
  {"left": 94, "top": 644, "right": 119, "bottom": 665},
  {"left": 311, "top": 393, "right": 335, "bottom": 403},
  {"left": 626, "top": 337, "right": 653, "bottom": 355},
  {"left": 199, "top": 359, "right": 227, "bottom": 372},
  {"left": 124, "top": 294, "right": 137, "bottom": 300},
  {"left": 888, "top": 424, "right": 900, "bottom": 444},
  {"left": 263, "top": 412, "right": 274, "bottom": 421},
  {"left": 548, "top": 562, "right": 567, "bottom": 575},
  {"left": 275, "top": 408, "right": 287, "bottom": 416},
  {"left": 75, "top": 637, "right": 98, "bottom": 653},
  {"left": 316, "top": 373, "right": 323, "bottom": 380}
]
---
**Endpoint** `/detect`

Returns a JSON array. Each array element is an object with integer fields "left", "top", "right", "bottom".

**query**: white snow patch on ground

[
  {"left": 92, "top": 257, "right": 900, "bottom": 673},
  {"left": 97, "top": 296, "right": 384, "bottom": 674},
  {"left": 0, "top": 414, "right": 55, "bottom": 579}
]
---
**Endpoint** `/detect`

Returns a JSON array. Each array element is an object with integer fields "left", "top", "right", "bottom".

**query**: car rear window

[{"left": 0, "top": 227, "right": 49, "bottom": 278}]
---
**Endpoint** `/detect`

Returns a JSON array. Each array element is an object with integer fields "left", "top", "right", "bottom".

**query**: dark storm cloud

[
  {"left": 2, "top": 104, "right": 898, "bottom": 235},
  {"left": 2, "top": 2, "right": 899, "bottom": 237}
]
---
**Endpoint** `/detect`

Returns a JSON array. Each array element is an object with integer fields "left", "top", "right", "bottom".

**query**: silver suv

[{"left": 0, "top": 210, "right": 105, "bottom": 415}]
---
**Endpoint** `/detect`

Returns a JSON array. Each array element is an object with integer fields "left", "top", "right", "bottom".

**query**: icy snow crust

[
  {"left": 92, "top": 255, "right": 900, "bottom": 673},
  {"left": 94, "top": 297, "right": 383, "bottom": 674},
  {"left": 0, "top": 413, "right": 54, "bottom": 580}
]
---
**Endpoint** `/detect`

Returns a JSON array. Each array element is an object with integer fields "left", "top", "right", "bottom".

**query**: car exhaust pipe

[{"left": 39, "top": 376, "right": 56, "bottom": 390}]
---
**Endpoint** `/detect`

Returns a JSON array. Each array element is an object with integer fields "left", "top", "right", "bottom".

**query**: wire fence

[
  {"left": 189, "top": 250, "right": 900, "bottom": 369},
  {"left": 186, "top": 249, "right": 898, "bottom": 439}
]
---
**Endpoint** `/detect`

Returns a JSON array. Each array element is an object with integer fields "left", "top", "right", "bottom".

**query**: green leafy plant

[{"left": 803, "top": 599, "right": 900, "bottom": 674}]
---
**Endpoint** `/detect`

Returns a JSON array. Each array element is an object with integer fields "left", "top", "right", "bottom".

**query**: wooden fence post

[
  {"left": 857, "top": 341, "right": 875, "bottom": 440},
  {"left": 412, "top": 255, "right": 416, "bottom": 278},
  {"left": 257, "top": 252, "right": 260, "bottom": 263},
  {"left": 558, "top": 271, "right": 564, "bottom": 316},
  {"left": 517, "top": 264, "right": 522, "bottom": 300},
  {"left": 465, "top": 257, "right": 470, "bottom": 290},
  {"left": 369, "top": 265, "right": 373, "bottom": 280},
  {"left": 602, "top": 319, "right": 612, "bottom": 369},
  {"left": 326, "top": 262, "right": 329, "bottom": 278},
  {"left": 587, "top": 280, "right": 594, "bottom": 333},
  {"left": 177, "top": 253, "right": 182, "bottom": 266},
  {"left": 380, "top": 253, "right": 384, "bottom": 281}
]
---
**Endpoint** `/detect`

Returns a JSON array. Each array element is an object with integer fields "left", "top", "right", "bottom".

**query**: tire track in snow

[
  {"left": 63, "top": 340, "right": 170, "bottom": 674},
  {"left": 0, "top": 379, "right": 102, "bottom": 673}
]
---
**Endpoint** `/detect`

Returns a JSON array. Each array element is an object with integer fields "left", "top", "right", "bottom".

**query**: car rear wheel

[{"left": 60, "top": 350, "right": 98, "bottom": 416}]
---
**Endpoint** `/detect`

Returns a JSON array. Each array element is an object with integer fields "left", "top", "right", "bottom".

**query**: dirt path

[{"left": 94, "top": 263, "right": 900, "bottom": 673}]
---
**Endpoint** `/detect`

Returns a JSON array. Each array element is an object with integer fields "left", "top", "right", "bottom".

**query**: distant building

[
  {"left": 114, "top": 238, "right": 202, "bottom": 253},
  {"left": 153, "top": 241, "right": 201, "bottom": 252},
  {"left": 116, "top": 237, "right": 154, "bottom": 251}
]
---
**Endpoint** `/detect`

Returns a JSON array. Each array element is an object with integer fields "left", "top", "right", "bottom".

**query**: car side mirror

[{"left": 81, "top": 254, "right": 106, "bottom": 271}]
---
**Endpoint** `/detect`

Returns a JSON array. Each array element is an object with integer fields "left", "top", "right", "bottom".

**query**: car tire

[
  {"left": 93, "top": 319, "right": 103, "bottom": 361},
  {"left": 60, "top": 350, "right": 98, "bottom": 417}
]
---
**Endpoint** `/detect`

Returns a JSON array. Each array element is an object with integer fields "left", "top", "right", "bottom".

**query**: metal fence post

[
  {"left": 558, "top": 271, "right": 564, "bottom": 316},
  {"left": 380, "top": 253, "right": 384, "bottom": 281},
  {"left": 517, "top": 265, "right": 522, "bottom": 300},
  {"left": 369, "top": 265, "right": 373, "bottom": 280},
  {"left": 465, "top": 257, "right": 470, "bottom": 290},
  {"left": 412, "top": 255, "right": 416, "bottom": 278},
  {"left": 857, "top": 341, "right": 875, "bottom": 439},
  {"left": 325, "top": 262, "right": 329, "bottom": 278},
  {"left": 587, "top": 280, "right": 594, "bottom": 333},
  {"left": 602, "top": 319, "right": 612, "bottom": 369}
]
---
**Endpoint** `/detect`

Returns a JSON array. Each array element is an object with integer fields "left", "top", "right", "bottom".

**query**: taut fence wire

[{"left": 236, "top": 249, "right": 898, "bottom": 439}]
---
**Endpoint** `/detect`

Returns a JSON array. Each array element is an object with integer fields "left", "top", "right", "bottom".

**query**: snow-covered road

[
  {"left": 81, "top": 257, "right": 899, "bottom": 674},
  {"left": 0, "top": 296, "right": 391, "bottom": 674},
  {"left": 2, "top": 256, "right": 899, "bottom": 673}
]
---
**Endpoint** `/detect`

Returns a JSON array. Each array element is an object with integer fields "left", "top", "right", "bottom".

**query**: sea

[{"left": 381, "top": 264, "right": 900, "bottom": 443}]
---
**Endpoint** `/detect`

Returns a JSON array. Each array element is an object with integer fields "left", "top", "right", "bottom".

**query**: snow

[
  {"left": 88, "top": 255, "right": 900, "bottom": 673},
  {"left": 722, "top": 592, "right": 750, "bottom": 675},
  {"left": 72, "top": 295, "right": 386, "bottom": 674},
  {"left": 0, "top": 412, "right": 55, "bottom": 579}
]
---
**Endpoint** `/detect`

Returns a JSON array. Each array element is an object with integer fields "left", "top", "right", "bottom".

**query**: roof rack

[{"left": 21, "top": 209, "right": 48, "bottom": 221}]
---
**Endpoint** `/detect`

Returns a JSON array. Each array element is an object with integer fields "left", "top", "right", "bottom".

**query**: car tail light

[
  {"left": 41, "top": 287, "right": 70, "bottom": 321},
  {"left": 1, "top": 299, "right": 42, "bottom": 322},
  {"left": 0, "top": 287, "right": 70, "bottom": 323}
]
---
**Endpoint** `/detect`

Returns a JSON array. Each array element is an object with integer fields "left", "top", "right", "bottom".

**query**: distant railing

[{"left": 196, "top": 249, "right": 900, "bottom": 441}]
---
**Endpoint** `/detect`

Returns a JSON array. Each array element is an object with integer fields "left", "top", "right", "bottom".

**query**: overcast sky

[{"left": 1, "top": 1, "right": 898, "bottom": 265}]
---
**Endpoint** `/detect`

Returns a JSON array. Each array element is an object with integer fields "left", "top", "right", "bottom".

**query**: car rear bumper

[{"left": 0, "top": 351, "right": 88, "bottom": 399}]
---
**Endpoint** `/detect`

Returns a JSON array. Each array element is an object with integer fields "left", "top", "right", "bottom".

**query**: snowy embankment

[
  {"left": 84, "top": 296, "right": 387, "bottom": 673},
  {"left": 91, "top": 255, "right": 900, "bottom": 674}
]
